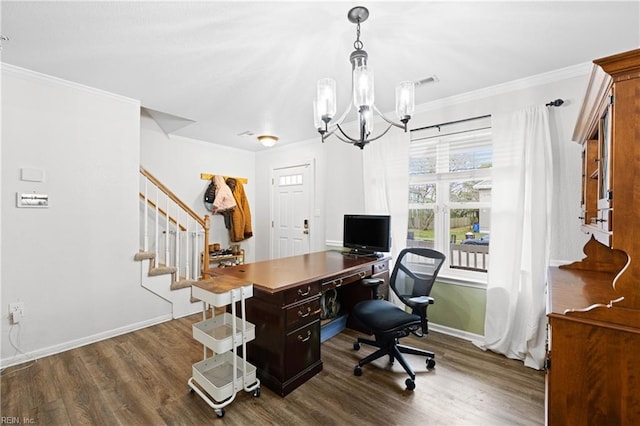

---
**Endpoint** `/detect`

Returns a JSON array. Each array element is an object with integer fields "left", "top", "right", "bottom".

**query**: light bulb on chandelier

[{"left": 313, "top": 6, "right": 415, "bottom": 149}]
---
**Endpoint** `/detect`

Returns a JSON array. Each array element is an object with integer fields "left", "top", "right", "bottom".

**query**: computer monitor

[{"left": 343, "top": 214, "right": 391, "bottom": 256}]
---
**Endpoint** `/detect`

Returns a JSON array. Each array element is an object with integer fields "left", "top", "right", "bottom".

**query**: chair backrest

[{"left": 390, "top": 247, "right": 446, "bottom": 307}]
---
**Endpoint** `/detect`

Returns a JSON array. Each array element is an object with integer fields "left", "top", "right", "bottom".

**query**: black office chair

[{"left": 351, "top": 247, "right": 446, "bottom": 390}]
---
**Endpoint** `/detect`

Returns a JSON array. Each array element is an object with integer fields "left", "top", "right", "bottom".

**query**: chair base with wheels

[
  {"left": 352, "top": 299, "right": 436, "bottom": 390},
  {"left": 350, "top": 247, "right": 445, "bottom": 391}
]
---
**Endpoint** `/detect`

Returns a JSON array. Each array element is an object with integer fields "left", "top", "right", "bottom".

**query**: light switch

[{"left": 20, "top": 168, "right": 45, "bottom": 182}]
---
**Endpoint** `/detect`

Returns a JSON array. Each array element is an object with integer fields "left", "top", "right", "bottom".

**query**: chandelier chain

[{"left": 353, "top": 20, "right": 363, "bottom": 51}]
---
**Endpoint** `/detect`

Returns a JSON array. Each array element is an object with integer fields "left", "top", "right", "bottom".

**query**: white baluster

[
  {"left": 195, "top": 231, "right": 202, "bottom": 279},
  {"left": 143, "top": 177, "right": 148, "bottom": 252},
  {"left": 175, "top": 208, "right": 181, "bottom": 280},
  {"left": 165, "top": 194, "right": 170, "bottom": 266},
  {"left": 185, "top": 219, "right": 191, "bottom": 280},
  {"left": 155, "top": 185, "right": 159, "bottom": 262}
]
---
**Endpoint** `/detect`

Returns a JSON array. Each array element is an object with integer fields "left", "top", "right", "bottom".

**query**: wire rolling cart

[{"left": 189, "top": 278, "right": 261, "bottom": 418}]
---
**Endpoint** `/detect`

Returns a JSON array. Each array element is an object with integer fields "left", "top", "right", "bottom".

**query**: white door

[{"left": 272, "top": 164, "right": 311, "bottom": 258}]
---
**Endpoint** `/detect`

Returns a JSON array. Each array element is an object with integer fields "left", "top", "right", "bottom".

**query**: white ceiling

[{"left": 2, "top": 1, "right": 639, "bottom": 151}]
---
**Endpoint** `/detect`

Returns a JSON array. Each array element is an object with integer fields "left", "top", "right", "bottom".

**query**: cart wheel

[
  {"left": 215, "top": 408, "right": 225, "bottom": 418},
  {"left": 354, "top": 365, "right": 362, "bottom": 376},
  {"left": 353, "top": 341, "right": 360, "bottom": 351},
  {"left": 253, "top": 387, "right": 261, "bottom": 398},
  {"left": 405, "top": 378, "right": 416, "bottom": 391},
  {"left": 426, "top": 357, "right": 436, "bottom": 369},
  {"left": 188, "top": 387, "right": 194, "bottom": 393}
]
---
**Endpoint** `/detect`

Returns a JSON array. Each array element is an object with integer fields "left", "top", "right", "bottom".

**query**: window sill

[{"left": 436, "top": 273, "right": 487, "bottom": 289}]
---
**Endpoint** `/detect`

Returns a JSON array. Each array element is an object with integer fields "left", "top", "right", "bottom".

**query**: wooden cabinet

[{"left": 547, "top": 48, "right": 640, "bottom": 424}]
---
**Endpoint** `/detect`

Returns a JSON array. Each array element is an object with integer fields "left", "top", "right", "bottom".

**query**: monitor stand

[{"left": 343, "top": 248, "right": 381, "bottom": 258}]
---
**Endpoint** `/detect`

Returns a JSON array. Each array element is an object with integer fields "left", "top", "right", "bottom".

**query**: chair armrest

[
  {"left": 408, "top": 295, "right": 434, "bottom": 308},
  {"left": 361, "top": 278, "right": 384, "bottom": 288},
  {"left": 361, "top": 278, "right": 384, "bottom": 299}
]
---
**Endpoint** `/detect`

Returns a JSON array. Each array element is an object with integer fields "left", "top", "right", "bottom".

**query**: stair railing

[{"left": 139, "top": 166, "right": 211, "bottom": 280}]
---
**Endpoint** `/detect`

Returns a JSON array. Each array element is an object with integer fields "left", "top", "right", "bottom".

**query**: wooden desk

[{"left": 212, "top": 250, "right": 389, "bottom": 396}]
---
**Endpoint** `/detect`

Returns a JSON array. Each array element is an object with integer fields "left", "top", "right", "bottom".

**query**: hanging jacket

[
  {"left": 203, "top": 179, "right": 216, "bottom": 212},
  {"left": 226, "top": 177, "right": 253, "bottom": 242},
  {"left": 211, "top": 175, "right": 236, "bottom": 213}
]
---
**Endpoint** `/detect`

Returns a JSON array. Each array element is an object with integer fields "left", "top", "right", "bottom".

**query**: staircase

[{"left": 135, "top": 166, "right": 213, "bottom": 318}]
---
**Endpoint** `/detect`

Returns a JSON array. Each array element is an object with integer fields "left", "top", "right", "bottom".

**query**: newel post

[{"left": 202, "top": 214, "right": 211, "bottom": 277}]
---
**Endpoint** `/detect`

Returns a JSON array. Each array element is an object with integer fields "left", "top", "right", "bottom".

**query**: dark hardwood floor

[{"left": 1, "top": 313, "right": 545, "bottom": 425}]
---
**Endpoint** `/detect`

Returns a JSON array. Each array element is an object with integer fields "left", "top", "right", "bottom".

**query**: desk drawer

[
  {"left": 373, "top": 259, "right": 389, "bottom": 275},
  {"left": 285, "top": 321, "right": 320, "bottom": 379},
  {"left": 286, "top": 298, "right": 321, "bottom": 331},
  {"left": 321, "top": 267, "right": 369, "bottom": 291},
  {"left": 283, "top": 282, "right": 321, "bottom": 306}
]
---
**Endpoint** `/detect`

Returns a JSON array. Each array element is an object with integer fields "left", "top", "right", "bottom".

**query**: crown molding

[
  {"left": 414, "top": 62, "right": 592, "bottom": 114},
  {"left": 1, "top": 62, "right": 140, "bottom": 106}
]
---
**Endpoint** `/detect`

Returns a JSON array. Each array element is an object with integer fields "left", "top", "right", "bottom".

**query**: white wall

[
  {"left": 1, "top": 65, "right": 170, "bottom": 366},
  {"left": 140, "top": 112, "right": 257, "bottom": 262}
]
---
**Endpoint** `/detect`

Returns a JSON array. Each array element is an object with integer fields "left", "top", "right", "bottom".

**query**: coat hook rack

[{"left": 200, "top": 173, "right": 248, "bottom": 184}]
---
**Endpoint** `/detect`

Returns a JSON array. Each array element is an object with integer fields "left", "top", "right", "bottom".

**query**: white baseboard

[
  {"left": 0, "top": 314, "right": 173, "bottom": 369},
  {"left": 429, "top": 322, "right": 484, "bottom": 343}
]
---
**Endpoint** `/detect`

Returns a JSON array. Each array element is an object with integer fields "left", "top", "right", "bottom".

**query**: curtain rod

[
  {"left": 411, "top": 98, "right": 564, "bottom": 133},
  {"left": 411, "top": 114, "right": 491, "bottom": 133},
  {"left": 546, "top": 98, "right": 564, "bottom": 107}
]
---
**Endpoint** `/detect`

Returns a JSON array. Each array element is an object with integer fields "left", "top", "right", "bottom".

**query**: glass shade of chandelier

[{"left": 313, "top": 6, "right": 415, "bottom": 149}]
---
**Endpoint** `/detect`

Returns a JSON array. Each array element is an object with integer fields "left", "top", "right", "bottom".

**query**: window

[{"left": 408, "top": 118, "right": 492, "bottom": 282}]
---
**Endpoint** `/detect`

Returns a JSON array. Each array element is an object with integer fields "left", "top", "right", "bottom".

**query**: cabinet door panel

[{"left": 285, "top": 321, "right": 320, "bottom": 379}]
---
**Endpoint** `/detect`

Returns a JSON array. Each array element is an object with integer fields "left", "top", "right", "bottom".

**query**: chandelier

[{"left": 313, "top": 6, "right": 415, "bottom": 149}]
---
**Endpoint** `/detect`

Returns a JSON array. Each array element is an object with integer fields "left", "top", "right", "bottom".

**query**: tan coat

[{"left": 226, "top": 178, "right": 253, "bottom": 242}]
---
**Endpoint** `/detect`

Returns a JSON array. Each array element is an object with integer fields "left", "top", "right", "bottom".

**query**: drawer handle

[
  {"left": 298, "top": 306, "right": 311, "bottom": 318},
  {"left": 359, "top": 271, "right": 366, "bottom": 278},
  {"left": 336, "top": 278, "right": 343, "bottom": 287},
  {"left": 297, "top": 330, "right": 312, "bottom": 342},
  {"left": 297, "top": 286, "right": 311, "bottom": 297}
]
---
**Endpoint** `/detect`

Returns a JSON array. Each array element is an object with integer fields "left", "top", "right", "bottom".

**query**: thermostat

[{"left": 17, "top": 193, "right": 49, "bottom": 208}]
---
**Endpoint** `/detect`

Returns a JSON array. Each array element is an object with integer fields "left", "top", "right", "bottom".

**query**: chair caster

[
  {"left": 353, "top": 341, "right": 360, "bottom": 351},
  {"left": 405, "top": 378, "right": 416, "bottom": 391},
  {"left": 426, "top": 357, "right": 436, "bottom": 369},
  {"left": 354, "top": 365, "right": 362, "bottom": 376}
]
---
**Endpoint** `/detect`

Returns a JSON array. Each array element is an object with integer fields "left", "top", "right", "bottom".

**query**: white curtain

[
  {"left": 476, "top": 105, "right": 553, "bottom": 369},
  {"left": 362, "top": 130, "right": 410, "bottom": 305}
]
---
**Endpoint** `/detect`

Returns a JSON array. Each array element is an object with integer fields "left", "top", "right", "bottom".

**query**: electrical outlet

[{"left": 9, "top": 302, "right": 24, "bottom": 324}]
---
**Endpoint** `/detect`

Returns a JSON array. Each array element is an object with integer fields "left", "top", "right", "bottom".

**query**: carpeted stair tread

[
  {"left": 171, "top": 278, "right": 199, "bottom": 290},
  {"left": 149, "top": 265, "right": 176, "bottom": 276},
  {"left": 133, "top": 251, "right": 155, "bottom": 261}
]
